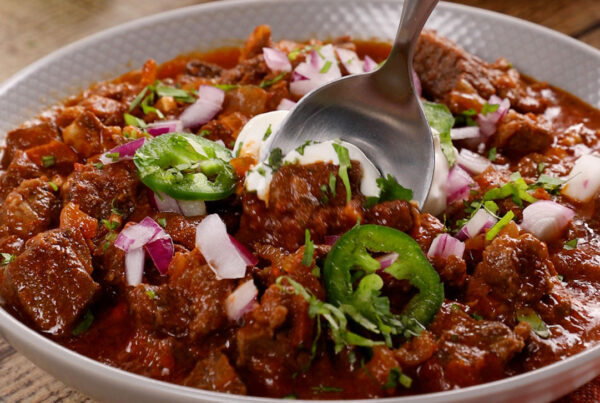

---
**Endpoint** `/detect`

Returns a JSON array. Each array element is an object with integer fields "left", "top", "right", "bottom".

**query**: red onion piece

[
  {"left": 115, "top": 217, "right": 163, "bottom": 251},
  {"left": 99, "top": 137, "right": 145, "bottom": 165},
  {"left": 363, "top": 55, "right": 378, "bottom": 72},
  {"left": 377, "top": 252, "right": 399, "bottom": 270},
  {"left": 477, "top": 95, "right": 510, "bottom": 137},
  {"left": 451, "top": 126, "right": 481, "bottom": 140},
  {"left": 180, "top": 85, "right": 224, "bottom": 128},
  {"left": 145, "top": 235, "right": 174, "bottom": 275},
  {"left": 521, "top": 200, "right": 575, "bottom": 242},
  {"left": 125, "top": 248, "right": 145, "bottom": 286},
  {"left": 277, "top": 98, "right": 296, "bottom": 111},
  {"left": 290, "top": 44, "right": 341, "bottom": 96},
  {"left": 324, "top": 235, "right": 340, "bottom": 246},
  {"left": 457, "top": 148, "right": 492, "bottom": 175},
  {"left": 446, "top": 165, "right": 475, "bottom": 204},
  {"left": 152, "top": 191, "right": 181, "bottom": 213},
  {"left": 456, "top": 208, "right": 498, "bottom": 240},
  {"left": 263, "top": 47, "right": 292, "bottom": 72},
  {"left": 228, "top": 235, "right": 258, "bottom": 266},
  {"left": 151, "top": 191, "right": 206, "bottom": 217},
  {"left": 225, "top": 279, "right": 258, "bottom": 321},
  {"left": 562, "top": 154, "right": 600, "bottom": 202},
  {"left": 146, "top": 120, "right": 183, "bottom": 136},
  {"left": 335, "top": 47, "right": 364, "bottom": 75},
  {"left": 412, "top": 70, "right": 422, "bottom": 97},
  {"left": 195, "top": 214, "right": 247, "bottom": 279},
  {"left": 427, "top": 234, "right": 465, "bottom": 259}
]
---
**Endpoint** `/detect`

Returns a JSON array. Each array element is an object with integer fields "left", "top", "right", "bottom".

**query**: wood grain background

[{"left": 1, "top": 0, "right": 599, "bottom": 401}]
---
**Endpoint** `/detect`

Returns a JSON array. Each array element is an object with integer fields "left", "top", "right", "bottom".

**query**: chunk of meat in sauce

[
  {"left": 1, "top": 122, "right": 61, "bottom": 168},
  {"left": 184, "top": 351, "right": 247, "bottom": 394},
  {"left": 0, "top": 228, "right": 99, "bottom": 336},
  {"left": 77, "top": 95, "right": 126, "bottom": 126},
  {"left": 62, "top": 111, "right": 113, "bottom": 158},
  {"left": 494, "top": 110, "right": 552, "bottom": 157},
  {"left": 0, "top": 151, "right": 44, "bottom": 200},
  {"left": 0, "top": 178, "right": 60, "bottom": 240},
  {"left": 239, "top": 25, "right": 272, "bottom": 61},
  {"left": 118, "top": 327, "right": 175, "bottom": 380}
]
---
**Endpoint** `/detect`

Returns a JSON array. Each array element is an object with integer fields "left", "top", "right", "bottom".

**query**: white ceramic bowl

[{"left": 1, "top": 1, "right": 600, "bottom": 402}]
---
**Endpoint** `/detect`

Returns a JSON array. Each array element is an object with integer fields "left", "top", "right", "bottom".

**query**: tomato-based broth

[{"left": 1, "top": 25, "right": 600, "bottom": 399}]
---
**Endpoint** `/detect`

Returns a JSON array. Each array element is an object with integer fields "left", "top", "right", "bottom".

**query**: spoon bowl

[{"left": 269, "top": 0, "right": 439, "bottom": 206}]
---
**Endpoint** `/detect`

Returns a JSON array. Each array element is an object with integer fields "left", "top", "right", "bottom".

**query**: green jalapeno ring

[
  {"left": 323, "top": 224, "right": 444, "bottom": 340},
  {"left": 134, "top": 133, "right": 237, "bottom": 201}
]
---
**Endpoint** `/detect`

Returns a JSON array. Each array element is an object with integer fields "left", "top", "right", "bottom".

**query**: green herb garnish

[
  {"left": 259, "top": 72, "right": 287, "bottom": 89},
  {"left": 481, "top": 102, "right": 500, "bottom": 116},
  {"left": 1, "top": 253, "right": 15, "bottom": 266},
  {"left": 214, "top": 84, "right": 240, "bottom": 91},
  {"left": 517, "top": 308, "right": 550, "bottom": 339},
  {"left": 47, "top": 181, "right": 59, "bottom": 192},
  {"left": 564, "top": 238, "right": 578, "bottom": 250},
  {"left": 485, "top": 210, "right": 515, "bottom": 241},
  {"left": 537, "top": 162, "right": 547, "bottom": 174},
  {"left": 319, "top": 61, "right": 333, "bottom": 74},
  {"left": 72, "top": 310, "right": 94, "bottom": 336},
  {"left": 41, "top": 155, "right": 55, "bottom": 168},
  {"left": 124, "top": 113, "right": 147, "bottom": 128},
  {"left": 302, "top": 229, "right": 315, "bottom": 267},
  {"left": 488, "top": 147, "right": 497, "bottom": 162},
  {"left": 263, "top": 124, "right": 273, "bottom": 141},
  {"left": 332, "top": 143, "right": 352, "bottom": 202},
  {"left": 101, "top": 219, "right": 119, "bottom": 231},
  {"left": 311, "top": 385, "right": 343, "bottom": 394},
  {"left": 267, "top": 147, "right": 283, "bottom": 171},
  {"left": 296, "top": 140, "right": 314, "bottom": 156},
  {"left": 383, "top": 367, "right": 412, "bottom": 389},
  {"left": 105, "top": 152, "right": 120, "bottom": 162},
  {"left": 422, "top": 101, "right": 456, "bottom": 166},
  {"left": 484, "top": 172, "right": 536, "bottom": 206}
]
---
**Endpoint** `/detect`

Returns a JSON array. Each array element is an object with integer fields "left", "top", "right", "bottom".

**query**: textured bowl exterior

[{"left": 1, "top": 1, "right": 600, "bottom": 402}]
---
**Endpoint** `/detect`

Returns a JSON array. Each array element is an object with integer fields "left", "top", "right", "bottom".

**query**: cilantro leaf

[
  {"left": 72, "top": 310, "right": 94, "bottom": 336},
  {"left": 376, "top": 174, "right": 413, "bottom": 203},
  {"left": 564, "top": 238, "right": 578, "bottom": 250},
  {"left": 517, "top": 308, "right": 550, "bottom": 339},
  {"left": 129, "top": 85, "right": 150, "bottom": 111},
  {"left": 41, "top": 155, "right": 55, "bottom": 168},
  {"left": 488, "top": 147, "right": 497, "bottom": 162},
  {"left": 263, "top": 124, "right": 272, "bottom": 141},
  {"left": 1, "top": 253, "right": 15, "bottom": 266},
  {"left": 484, "top": 172, "right": 536, "bottom": 206},
  {"left": 155, "top": 83, "right": 196, "bottom": 103},
  {"left": 267, "top": 148, "right": 283, "bottom": 171},
  {"left": 296, "top": 140, "right": 314, "bottom": 156},
  {"left": 422, "top": 101, "right": 456, "bottom": 166},
  {"left": 485, "top": 210, "right": 515, "bottom": 241},
  {"left": 332, "top": 143, "right": 352, "bottom": 202},
  {"left": 532, "top": 174, "right": 564, "bottom": 195},
  {"left": 124, "top": 113, "right": 147, "bottom": 128},
  {"left": 302, "top": 229, "right": 315, "bottom": 267},
  {"left": 481, "top": 102, "right": 500, "bottom": 116}
]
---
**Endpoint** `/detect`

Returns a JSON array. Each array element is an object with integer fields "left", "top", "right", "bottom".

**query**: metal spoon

[{"left": 269, "top": 0, "right": 439, "bottom": 207}]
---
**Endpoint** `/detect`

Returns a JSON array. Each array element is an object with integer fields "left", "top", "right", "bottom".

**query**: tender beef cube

[
  {"left": 0, "top": 178, "right": 60, "bottom": 240},
  {"left": 364, "top": 200, "right": 419, "bottom": 233},
  {"left": 393, "top": 330, "right": 437, "bottom": 368},
  {"left": 62, "top": 110, "right": 110, "bottom": 158},
  {"left": 222, "top": 86, "right": 269, "bottom": 117},
  {"left": 0, "top": 228, "right": 98, "bottom": 336},
  {"left": 493, "top": 110, "right": 552, "bottom": 157},
  {"left": 466, "top": 233, "right": 571, "bottom": 324},
  {"left": 25, "top": 140, "right": 79, "bottom": 174},
  {"left": 240, "top": 24, "right": 272, "bottom": 61},
  {"left": 118, "top": 327, "right": 175, "bottom": 379},
  {"left": 551, "top": 242, "right": 600, "bottom": 282},
  {"left": 0, "top": 235, "right": 25, "bottom": 256},
  {"left": 94, "top": 242, "right": 127, "bottom": 289},
  {"left": 473, "top": 166, "right": 512, "bottom": 194},
  {"left": 2, "top": 123, "right": 60, "bottom": 168},
  {"left": 199, "top": 112, "right": 249, "bottom": 147},
  {"left": 88, "top": 81, "right": 138, "bottom": 104},
  {"left": 78, "top": 95, "right": 126, "bottom": 126},
  {"left": 429, "top": 255, "right": 467, "bottom": 288},
  {"left": 238, "top": 162, "right": 363, "bottom": 251},
  {"left": 149, "top": 212, "right": 204, "bottom": 251},
  {"left": 185, "top": 60, "right": 224, "bottom": 78},
  {"left": 418, "top": 302, "right": 526, "bottom": 390},
  {"left": 221, "top": 57, "right": 270, "bottom": 86},
  {"left": 184, "top": 351, "right": 247, "bottom": 394},
  {"left": 128, "top": 249, "right": 234, "bottom": 342},
  {"left": 0, "top": 151, "right": 43, "bottom": 200},
  {"left": 413, "top": 213, "right": 446, "bottom": 252},
  {"left": 63, "top": 161, "right": 139, "bottom": 220}
]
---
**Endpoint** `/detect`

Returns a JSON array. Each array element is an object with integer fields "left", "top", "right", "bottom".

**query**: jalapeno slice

[
  {"left": 324, "top": 224, "right": 444, "bottom": 342},
  {"left": 134, "top": 133, "right": 236, "bottom": 201}
]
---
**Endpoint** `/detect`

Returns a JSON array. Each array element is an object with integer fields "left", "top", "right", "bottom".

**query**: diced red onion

[
  {"left": 145, "top": 235, "right": 174, "bottom": 275},
  {"left": 477, "top": 95, "right": 510, "bottom": 137},
  {"left": 125, "top": 247, "right": 145, "bottom": 286},
  {"left": 195, "top": 214, "right": 247, "bottom": 279},
  {"left": 324, "top": 235, "right": 340, "bottom": 245},
  {"left": 562, "top": 154, "right": 600, "bottom": 202},
  {"left": 99, "top": 137, "right": 145, "bottom": 165},
  {"left": 427, "top": 234, "right": 465, "bottom": 259},
  {"left": 228, "top": 235, "right": 258, "bottom": 266},
  {"left": 115, "top": 217, "right": 163, "bottom": 251},
  {"left": 263, "top": 47, "right": 292, "bottom": 72},
  {"left": 151, "top": 191, "right": 206, "bottom": 217},
  {"left": 446, "top": 165, "right": 475, "bottom": 204},
  {"left": 225, "top": 279, "right": 258, "bottom": 321},
  {"left": 412, "top": 70, "right": 422, "bottom": 97},
  {"left": 457, "top": 148, "right": 492, "bottom": 175},
  {"left": 456, "top": 208, "right": 498, "bottom": 240},
  {"left": 335, "top": 47, "right": 364, "bottom": 75},
  {"left": 521, "top": 200, "right": 575, "bottom": 241},
  {"left": 146, "top": 120, "right": 183, "bottom": 136},
  {"left": 451, "top": 126, "right": 481, "bottom": 140},
  {"left": 363, "top": 55, "right": 378, "bottom": 72},
  {"left": 290, "top": 44, "right": 341, "bottom": 96},
  {"left": 377, "top": 252, "right": 399, "bottom": 270},
  {"left": 180, "top": 85, "right": 224, "bottom": 128},
  {"left": 277, "top": 98, "right": 296, "bottom": 111}
]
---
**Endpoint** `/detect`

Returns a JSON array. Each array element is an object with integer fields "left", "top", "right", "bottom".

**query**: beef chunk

[
  {"left": 128, "top": 249, "right": 234, "bottom": 342},
  {"left": 78, "top": 95, "right": 126, "bottom": 126},
  {"left": 0, "top": 178, "right": 60, "bottom": 240},
  {"left": 494, "top": 110, "right": 552, "bottom": 156},
  {"left": 118, "top": 327, "right": 175, "bottom": 379},
  {"left": 185, "top": 60, "right": 224, "bottom": 78},
  {"left": 364, "top": 200, "right": 419, "bottom": 233},
  {"left": 0, "top": 228, "right": 99, "bottom": 336},
  {"left": 199, "top": 112, "right": 249, "bottom": 147},
  {"left": 0, "top": 151, "right": 43, "bottom": 200},
  {"left": 25, "top": 140, "right": 79, "bottom": 174},
  {"left": 240, "top": 24, "right": 272, "bottom": 61},
  {"left": 62, "top": 110, "right": 110, "bottom": 158},
  {"left": 63, "top": 161, "right": 139, "bottom": 220},
  {"left": 184, "top": 351, "right": 247, "bottom": 394},
  {"left": 149, "top": 212, "right": 204, "bottom": 251},
  {"left": 1, "top": 123, "right": 60, "bottom": 168},
  {"left": 222, "top": 86, "right": 269, "bottom": 117},
  {"left": 221, "top": 58, "right": 270, "bottom": 86}
]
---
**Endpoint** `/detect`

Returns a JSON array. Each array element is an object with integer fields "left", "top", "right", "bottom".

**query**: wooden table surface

[{"left": 1, "top": 0, "right": 600, "bottom": 401}]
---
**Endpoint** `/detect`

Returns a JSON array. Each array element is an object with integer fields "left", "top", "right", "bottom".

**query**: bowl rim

[{"left": 1, "top": 0, "right": 600, "bottom": 402}]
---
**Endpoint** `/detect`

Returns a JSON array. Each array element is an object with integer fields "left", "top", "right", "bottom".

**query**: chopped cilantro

[
  {"left": 124, "top": 113, "right": 147, "bottom": 128},
  {"left": 455, "top": 108, "right": 478, "bottom": 127},
  {"left": 451, "top": 303, "right": 462, "bottom": 311},
  {"left": 157, "top": 217, "right": 167, "bottom": 228},
  {"left": 41, "top": 155, "right": 55, "bottom": 168},
  {"left": 311, "top": 265, "right": 321, "bottom": 278},
  {"left": 198, "top": 130, "right": 211, "bottom": 137},
  {"left": 72, "top": 310, "right": 94, "bottom": 336},
  {"left": 257, "top": 166, "right": 266, "bottom": 176},
  {"left": 488, "top": 147, "right": 497, "bottom": 162},
  {"left": 462, "top": 108, "right": 477, "bottom": 116},
  {"left": 320, "top": 184, "right": 329, "bottom": 204},
  {"left": 110, "top": 199, "right": 123, "bottom": 217},
  {"left": 93, "top": 162, "right": 104, "bottom": 169},
  {"left": 214, "top": 84, "right": 240, "bottom": 91},
  {"left": 296, "top": 140, "right": 314, "bottom": 155},
  {"left": 302, "top": 229, "right": 315, "bottom": 267},
  {"left": 558, "top": 274, "right": 564, "bottom": 281},
  {"left": 311, "top": 385, "right": 343, "bottom": 393},
  {"left": 140, "top": 93, "right": 165, "bottom": 119},
  {"left": 263, "top": 124, "right": 273, "bottom": 141},
  {"left": 472, "top": 313, "right": 483, "bottom": 321},
  {"left": 47, "top": 181, "right": 58, "bottom": 192},
  {"left": 236, "top": 141, "right": 243, "bottom": 157},
  {"left": 105, "top": 152, "right": 120, "bottom": 162},
  {"left": 287, "top": 45, "right": 312, "bottom": 61},
  {"left": 384, "top": 367, "right": 412, "bottom": 389},
  {"left": 319, "top": 61, "right": 333, "bottom": 74},
  {"left": 259, "top": 72, "right": 287, "bottom": 89},
  {"left": 145, "top": 288, "right": 157, "bottom": 299},
  {"left": 129, "top": 85, "right": 150, "bottom": 111},
  {"left": 376, "top": 174, "right": 413, "bottom": 203},
  {"left": 532, "top": 174, "right": 564, "bottom": 195},
  {"left": 328, "top": 173, "right": 337, "bottom": 198},
  {"left": 481, "top": 102, "right": 500, "bottom": 116},
  {"left": 485, "top": 210, "right": 515, "bottom": 241},
  {"left": 484, "top": 172, "right": 536, "bottom": 206},
  {"left": 283, "top": 394, "right": 298, "bottom": 399},
  {"left": 422, "top": 101, "right": 456, "bottom": 166},
  {"left": 537, "top": 162, "right": 547, "bottom": 174},
  {"left": 517, "top": 308, "right": 550, "bottom": 339},
  {"left": 564, "top": 238, "right": 578, "bottom": 250},
  {"left": 1, "top": 253, "right": 15, "bottom": 266},
  {"left": 332, "top": 143, "right": 352, "bottom": 202},
  {"left": 155, "top": 83, "right": 196, "bottom": 103},
  {"left": 101, "top": 219, "right": 119, "bottom": 231},
  {"left": 267, "top": 148, "right": 283, "bottom": 171}
]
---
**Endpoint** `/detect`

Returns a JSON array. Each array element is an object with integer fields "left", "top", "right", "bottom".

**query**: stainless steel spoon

[{"left": 269, "top": 0, "right": 439, "bottom": 207}]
